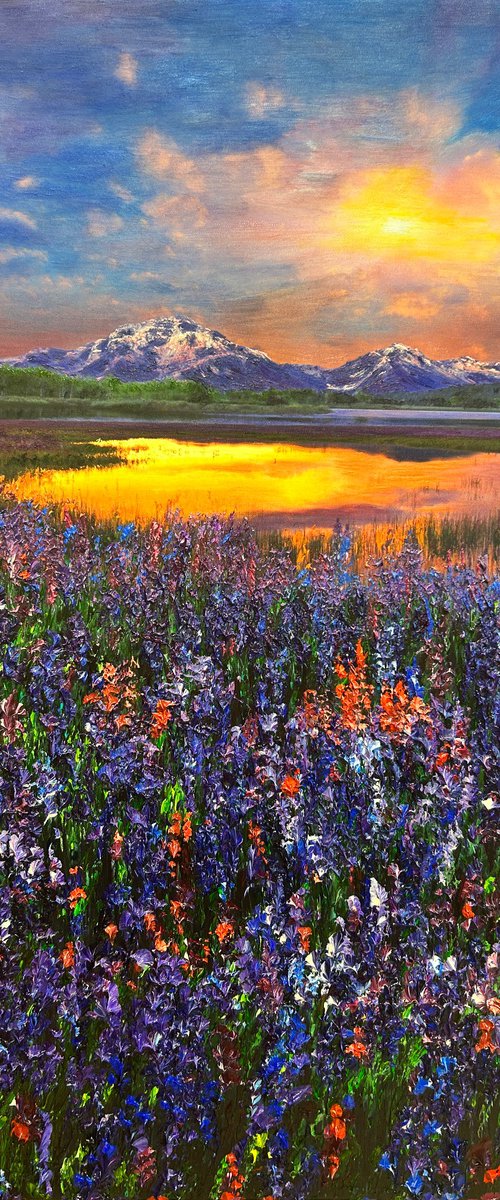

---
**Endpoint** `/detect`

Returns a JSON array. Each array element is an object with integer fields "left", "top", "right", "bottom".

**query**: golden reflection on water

[{"left": 8, "top": 437, "right": 500, "bottom": 528}]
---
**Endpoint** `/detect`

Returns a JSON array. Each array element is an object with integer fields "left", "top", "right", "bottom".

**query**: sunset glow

[
  {"left": 332, "top": 166, "right": 499, "bottom": 264},
  {"left": 0, "top": 2, "right": 499, "bottom": 364}
]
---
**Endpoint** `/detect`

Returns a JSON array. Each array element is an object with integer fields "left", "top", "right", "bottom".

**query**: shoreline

[{"left": 0, "top": 407, "right": 500, "bottom": 432}]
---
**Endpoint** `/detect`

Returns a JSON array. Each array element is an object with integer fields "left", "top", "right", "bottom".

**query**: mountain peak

[{"left": 2, "top": 315, "right": 499, "bottom": 395}]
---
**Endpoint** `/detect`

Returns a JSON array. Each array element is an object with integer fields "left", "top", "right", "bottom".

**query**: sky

[{"left": 0, "top": 0, "right": 499, "bottom": 365}]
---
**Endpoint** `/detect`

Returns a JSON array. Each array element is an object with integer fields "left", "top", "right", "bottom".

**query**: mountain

[
  {"left": 2, "top": 318, "right": 500, "bottom": 395},
  {"left": 2, "top": 315, "right": 322, "bottom": 393},
  {"left": 439, "top": 355, "right": 500, "bottom": 387},
  {"left": 322, "top": 343, "right": 500, "bottom": 395}
]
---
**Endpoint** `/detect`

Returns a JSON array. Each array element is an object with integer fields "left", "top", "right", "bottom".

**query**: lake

[{"left": 2, "top": 418, "right": 499, "bottom": 560}]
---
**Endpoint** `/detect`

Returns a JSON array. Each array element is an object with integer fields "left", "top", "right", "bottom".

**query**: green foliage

[{"left": 0, "top": 363, "right": 499, "bottom": 417}]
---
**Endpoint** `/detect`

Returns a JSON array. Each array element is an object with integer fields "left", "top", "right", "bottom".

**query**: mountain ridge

[{"left": 2, "top": 315, "right": 500, "bottom": 395}]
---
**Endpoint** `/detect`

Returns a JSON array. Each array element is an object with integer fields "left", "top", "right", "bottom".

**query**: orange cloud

[
  {"left": 245, "top": 82, "right": 286, "bottom": 118},
  {"left": 437, "top": 147, "right": 500, "bottom": 226},
  {"left": 385, "top": 292, "right": 441, "bottom": 320},
  {"left": 15, "top": 175, "right": 39, "bottom": 190},
  {"left": 114, "top": 52, "right": 138, "bottom": 87},
  {"left": 136, "top": 130, "right": 204, "bottom": 192},
  {"left": 142, "top": 193, "right": 207, "bottom": 231}
]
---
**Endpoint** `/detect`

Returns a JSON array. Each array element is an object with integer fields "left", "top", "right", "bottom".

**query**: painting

[{"left": 0, "top": 3, "right": 498, "bottom": 1199}]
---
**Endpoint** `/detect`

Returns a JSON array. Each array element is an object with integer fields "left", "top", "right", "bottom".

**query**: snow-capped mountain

[
  {"left": 439, "top": 355, "right": 500, "bottom": 387},
  {"left": 3, "top": 316, "right": 321, "bottom": 392},
  {"left": 322, "top": 343, "right": 500, "bottom": 395},
  {"left": 3, "top": 318, "right": 500, "bottom": 395}
]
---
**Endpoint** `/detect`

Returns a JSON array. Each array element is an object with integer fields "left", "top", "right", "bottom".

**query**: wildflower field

[{"left": 0, "top": 501, "right": 498, "bottom": 1200}]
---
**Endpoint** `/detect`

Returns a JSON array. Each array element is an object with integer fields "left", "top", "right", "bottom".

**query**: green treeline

[{"left": 0, "top": 363, "right": 499, "bottom": 417}]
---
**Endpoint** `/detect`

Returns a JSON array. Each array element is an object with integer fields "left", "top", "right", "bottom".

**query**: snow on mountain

[
  {"left": 3, "top": 316, "right": 321, "bottom": 392},
  {"left": 439, "top": 356, "right": 500, "bottom": 386},
  {"left": 2, "top": 318, "right": 500, "bottom": 395},
  {"left": 321, "top": 343, "right": 499, "bottom": 395}
]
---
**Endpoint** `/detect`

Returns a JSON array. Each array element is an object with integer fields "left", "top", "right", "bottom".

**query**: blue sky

[{"left": 1, "top": 0, "right": 499, "bottom": 363}]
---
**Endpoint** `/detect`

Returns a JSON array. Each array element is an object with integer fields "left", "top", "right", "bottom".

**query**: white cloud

[
  {"left": 108, "top": 180, "right": 135, "bottom": 203},
  {"left": 0, "top": 207, "right": 37, "bottom": 229},
  {"left": 114, "top": 52, "right": 138, "bottom": 87},
  {"left": 0, "top": 247, "right": 47, "bottom": 264},
  {"left": 129, "top": 270, "right": 164, "bottom": 282},
  {"left": 86, "top": 211, "right": 124, "bottom": 238},
  {"left": 15, "top": 175, "right": 39, "bottom": 191}
]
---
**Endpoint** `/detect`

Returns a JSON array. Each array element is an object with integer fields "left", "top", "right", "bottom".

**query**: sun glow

[
  {"left": 328, "top": 165, "right": 499, "bottom": 263},
  {"left": 381, "top": 215, "right": 421, "bottom": 238}
]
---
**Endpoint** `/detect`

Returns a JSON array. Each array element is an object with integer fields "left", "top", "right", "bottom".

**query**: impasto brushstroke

[
  {"left": 0, "top": 2, "right": 498, "bottom": 1199},
  {"left": 0, "top": 509, "right": 498, "bottom": 1199}
]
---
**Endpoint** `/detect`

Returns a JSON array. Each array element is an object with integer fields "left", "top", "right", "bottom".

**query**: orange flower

[
  {"left": 327, "top": 1153, "right": 340, "bottom": 1178},
  {"left": 327, "top": 1114, "right": 346, "bottom": 1140},
  {"left": 11, "top": 1118, "right": 30, "bottom": 1142},
  {"left": 435, "top": 749, "right": 450, "bottom": 768},
  {"left": 59, "top": 941, "right": 75, "bottom": 969},
  {"left": 215, "top": 921, "right": 234, "bottom": 944},
  {"left": 68, "top": 887, "right": 87, "bottom": 909},
  {"left": 346, "top": 1027, "right": 369, "bottom": 1059},
  {"left": 83, "top": 691, "right": 99, "bottom": 705},
  {"left": 102, "top": 682, "right": 121, "bottom": 713},
  {"left": 110, "top": 830, "right": 124, "bottom": 860},
  {"left": 281, "top": 773, "right": 300, "bottom": 797},
  {"left": 324, "top": 1102, "right": 347, "bottom": 1141},
  {"left": 183, "top": 813, "right": 192, "bottom": 841},
  {"left": 461, "top": 901, "right": 475, "bottom": 921},
  {"left": 378, "top": 681, "right": 430, "bottom": 739},
  {"left": 151, "top": 699, "right": 172, "bottom": 739},
  {"left": 297, "top": 925, "right": 312, "bottom": 953},
  {"left": 475, "top": 1018, "right": 496, "bottom": 1053},
  {"left": 335, "top": 639, "right": 373, "bottom": 732},
  {"left": 105, "top": 923, "right": 119, "bottom": 942},
  {"left": 144, "top": 911, "right": 158, "bottom": 933},
  {"left": 170, "top": 811, "right": 182, "bottom": 835},
  {"left": 484, "top": 1166, "right": 500, "bottom": 1183},
  {"left": 154, "top": 935, "right": 167, "bottom": 953},
  {"left": 248, "top": 820, "right": 267, "bottom": 861}
]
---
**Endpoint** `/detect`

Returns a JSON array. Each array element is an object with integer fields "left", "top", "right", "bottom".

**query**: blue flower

[
  {"left": 406, "top": 1171, "right": 424, "bottom": 1195},
  {"left": 414, "top": 1076, "right": 432, "bottom": 1095},
  {"left": 99, "top": 1140, "right": 116, "bottom": 1159},
  {"left": 423, "top": 1120, "right": 440, "bottom": 1137}
]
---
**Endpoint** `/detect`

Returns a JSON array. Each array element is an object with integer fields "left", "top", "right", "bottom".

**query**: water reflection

[{"left": 9, "top": 436, "right": 499, "bottom": 529}]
